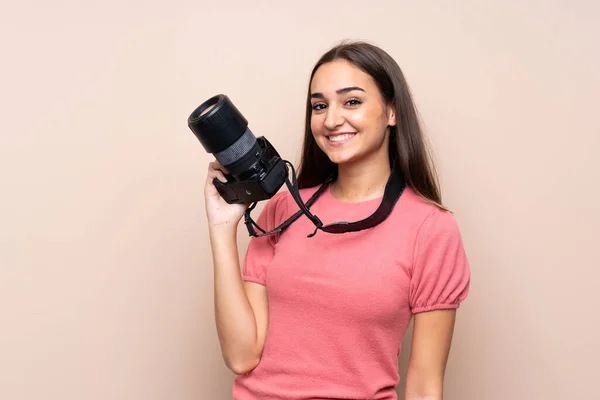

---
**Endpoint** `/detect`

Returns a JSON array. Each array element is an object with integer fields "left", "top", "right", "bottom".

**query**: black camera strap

[{"left": 244, "top": 160, "right": 406, "bottom": 238}]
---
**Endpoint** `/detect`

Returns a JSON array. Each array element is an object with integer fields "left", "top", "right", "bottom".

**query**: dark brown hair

[{"left": 296, "top": 40, "right": 444, "bottom": 208}]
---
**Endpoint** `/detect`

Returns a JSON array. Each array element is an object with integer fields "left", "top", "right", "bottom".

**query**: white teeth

[{"left": 328, "top": 133, "right": 355, "bottom": 142}]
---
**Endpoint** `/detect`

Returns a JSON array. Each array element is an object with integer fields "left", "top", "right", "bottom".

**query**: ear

[{"left": 387, "top": 104, "right": 396, "bottom": 127}]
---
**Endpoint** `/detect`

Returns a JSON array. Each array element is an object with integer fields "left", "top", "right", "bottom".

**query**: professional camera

[{"left": 187, "top": 94, "right": 287, "bottom": 204}]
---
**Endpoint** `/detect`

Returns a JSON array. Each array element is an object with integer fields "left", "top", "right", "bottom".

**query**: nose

[{"left": 324, "top": 104, "right": 344, "bottom": 130}]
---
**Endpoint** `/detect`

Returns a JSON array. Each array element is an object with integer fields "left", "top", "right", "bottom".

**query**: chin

[
  {"left": 316, "top": 141, "right": 355, "bottom": 164},
  {"left": 324, "top": 152, "right": 360, "bottom": 166}
]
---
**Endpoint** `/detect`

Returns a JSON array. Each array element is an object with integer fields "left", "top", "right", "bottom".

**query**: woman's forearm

[
  {"left": 404, "top": 367, "right": 443, "bottom": 400},
  {"left": 210, "top": 226, "right": 261, "bottom": 374}
]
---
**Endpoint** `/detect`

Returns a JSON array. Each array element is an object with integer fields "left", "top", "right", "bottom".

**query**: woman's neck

[{"left": 330, "top": 156, "right": 391, "bottom": 203}]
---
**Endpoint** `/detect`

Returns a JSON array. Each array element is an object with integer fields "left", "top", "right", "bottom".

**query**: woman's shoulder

[
  {"left": 398, "top": 186, "right": 460, "bottom": 232},
  {"left": 258, "top": 185, "right": 321, "bottom": 223},
  {"left": 268, "top": 185, "right": 321, "bottom": 205}
]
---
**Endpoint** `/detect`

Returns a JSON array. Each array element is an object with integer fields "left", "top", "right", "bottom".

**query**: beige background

[{"left": 1, "top": 1, "right": 599, "bottom": 399}]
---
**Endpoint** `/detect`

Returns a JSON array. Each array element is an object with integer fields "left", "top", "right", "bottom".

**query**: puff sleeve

[
  {"left": 241, "top": 191, "right": 287, "bottom": 286},
  {"left": 409, "top": 208, "right": 471, "bottom": 314}
]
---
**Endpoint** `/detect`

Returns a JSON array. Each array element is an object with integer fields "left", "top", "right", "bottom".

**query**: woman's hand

[{"left": 204, "top": 161, "right": 249, "bottom": 230}]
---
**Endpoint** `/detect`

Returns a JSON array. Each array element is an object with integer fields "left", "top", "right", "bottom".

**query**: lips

[{"left": 326, "top": 132, "right": 357, "bottom": 145}]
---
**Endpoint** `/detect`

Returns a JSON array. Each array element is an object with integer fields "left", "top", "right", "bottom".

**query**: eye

[
  {"left": 345, "top": 98, "right": 362, "bottom": 107},
  {"left": 311, "top": 102, "right": 327, "bottom": 111}
]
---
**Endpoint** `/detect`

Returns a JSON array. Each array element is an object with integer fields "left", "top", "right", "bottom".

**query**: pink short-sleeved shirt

[{"left": 233, "top": 184, "right": 470, "bottom": 400}]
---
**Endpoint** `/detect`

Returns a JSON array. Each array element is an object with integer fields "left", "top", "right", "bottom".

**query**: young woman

[{"left": 205, "top": 41, "right": 471, "bottom": 400}]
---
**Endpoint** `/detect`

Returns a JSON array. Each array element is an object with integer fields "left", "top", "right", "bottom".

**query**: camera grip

[
  {"left": 212, "top": 175, "right": 230, "bottom": 192},
  {"left": 212, "top": 175, "right": 244, "bottom": 204}
]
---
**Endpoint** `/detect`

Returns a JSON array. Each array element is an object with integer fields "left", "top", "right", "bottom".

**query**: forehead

[{"left": 310, "top": 60, "right": 375, "bottom": 93}]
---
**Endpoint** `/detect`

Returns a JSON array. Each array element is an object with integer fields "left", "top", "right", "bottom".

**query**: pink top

[{"left": 233, "top": 184, "right": 471, "bottom": 400}]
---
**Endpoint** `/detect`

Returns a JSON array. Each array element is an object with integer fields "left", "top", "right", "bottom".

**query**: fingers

[
  {"left": 208, "top": 160, "right": 229, "bottom": 173},
  {"left": 207, "top": 160, "right": 228, "bottom": 183}
]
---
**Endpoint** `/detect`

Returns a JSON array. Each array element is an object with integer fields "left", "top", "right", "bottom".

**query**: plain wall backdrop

[{"left": 1, "top": 1, "right": 599, "bottom": 399}]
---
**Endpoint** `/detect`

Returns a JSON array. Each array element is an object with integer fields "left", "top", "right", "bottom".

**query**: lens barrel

[
  {"left": 188, "top": 95, "right": 268, "bottom": 178},
  {"left": 188, "top": 94, "right": 250, "bottom": 153}
]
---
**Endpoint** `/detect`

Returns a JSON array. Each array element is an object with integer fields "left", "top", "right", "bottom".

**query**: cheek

[
  {"left": 310, "top": 115, "right": 323, "bottom": 135},
  {"left": 355, "top": 108, "right": 387, "bottom": 133},
  {"left": 346, "top": 109, "right": 369, "bottom": 130}
]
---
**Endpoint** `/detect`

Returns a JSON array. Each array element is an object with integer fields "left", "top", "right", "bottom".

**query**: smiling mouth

[{"left": 327, "top": 133, "right": 356, "bottom": 144}]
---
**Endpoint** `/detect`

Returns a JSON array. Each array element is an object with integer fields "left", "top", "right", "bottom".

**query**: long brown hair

[{"left": 296, "top": 40, "right": 445, "bottom": 209}]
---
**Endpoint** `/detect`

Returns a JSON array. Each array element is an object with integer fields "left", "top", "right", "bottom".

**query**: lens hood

[{"left": 187, "top": 94, "right": 249, "bottom": 154}]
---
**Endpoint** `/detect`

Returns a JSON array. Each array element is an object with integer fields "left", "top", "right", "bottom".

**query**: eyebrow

[{"left": 310, "top": 86, "right": 365, "bottom": 99}]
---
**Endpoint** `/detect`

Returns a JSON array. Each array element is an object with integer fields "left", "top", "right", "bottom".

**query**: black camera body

[
  {"left": 213, "top": 137, "right": 287, "bottom": 204},
  {"left": 187, "top": 94, "right": 287, "bottom": 205}
]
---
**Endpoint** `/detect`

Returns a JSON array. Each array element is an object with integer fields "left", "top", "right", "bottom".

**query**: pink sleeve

[
  {"left": 409, "top": 209, "right": 471, "bottom": 314},
  {"left": 241, "top": 191, "right": 287, "bottom": 286}
]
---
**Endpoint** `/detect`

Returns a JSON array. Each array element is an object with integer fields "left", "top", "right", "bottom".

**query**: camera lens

[{"left": 188, "top": 94, "right": 262, "bottom": 174}]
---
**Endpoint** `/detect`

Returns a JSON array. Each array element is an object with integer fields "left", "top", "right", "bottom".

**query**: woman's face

[{"left": 309, "top": 59, "right": 396, "bottom": 166}]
